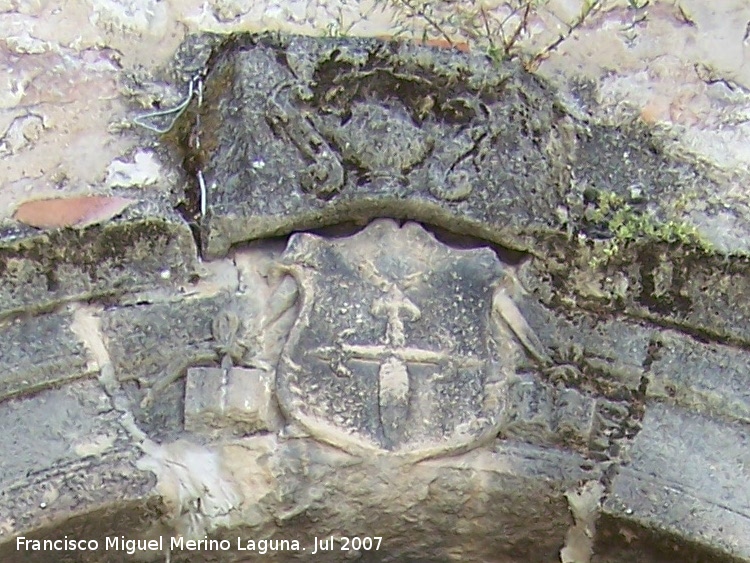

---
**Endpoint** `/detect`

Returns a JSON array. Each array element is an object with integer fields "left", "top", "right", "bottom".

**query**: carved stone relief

[
  {"left": 169, "top": 218, "right": 639, "bottom": 469},
  {"left": 191, "top": 34, "right": 576, "bottom": 258},
  {"left": 276, "top": 219, "right": 512, "bottom": 457},
  {"left": 3, "top": 32, "right": 750, "bottom": 563}
]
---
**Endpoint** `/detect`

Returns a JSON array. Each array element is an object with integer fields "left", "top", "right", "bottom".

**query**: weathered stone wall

[{"left": 2, "top": 2, "right": 750, "bottom": 562}]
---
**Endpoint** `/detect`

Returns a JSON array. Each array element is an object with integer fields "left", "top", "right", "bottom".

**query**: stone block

[
  {"left": 0, "top": 449, "right": 155, "bottom": 553},
  {"left": 502, "top": 378, "right": 598, "bottom": 451},
  {"left": 185, "top": 366, "right": 282, "bottom": 435},
  {"left": 514, "top": 276, "right": 650, "bottom": 396},
  {"left": 649, "top": 330, "right": 750, "bottom": 423},
  {"left": 0, "top": 201, "right": 196, "bottom": 317},
  {"left": 101, "top": 294, "right": 231, "bottom": 387},
  {"left": 0, "top": 311, "right": 88, "bottom": 401},
  {"left": 603, "top": 402, "right": 750, "bottom": 560},
  {"left": 0, "top": 380, "right": 126, "bottom": 488},
  {"left": 192, "top": 34, "right": 575, "bottom": 257}
]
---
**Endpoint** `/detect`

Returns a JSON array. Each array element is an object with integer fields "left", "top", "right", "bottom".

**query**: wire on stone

[{"left": 133, "top": 74, "right": 203, "bottom": 134}]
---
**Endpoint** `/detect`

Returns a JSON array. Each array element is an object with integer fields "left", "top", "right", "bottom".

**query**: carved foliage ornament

[{"left": 186, "top": 34, "right": 571, "bottom": 257}]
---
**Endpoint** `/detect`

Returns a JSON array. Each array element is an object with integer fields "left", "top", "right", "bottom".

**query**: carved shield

[{"left": 277, "top": 219, "right": 512, "bottom": 457}]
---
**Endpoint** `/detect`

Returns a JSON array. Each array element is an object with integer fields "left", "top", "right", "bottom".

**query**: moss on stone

[{"left": 585, "top": 190, "right": 713, "bottom": 269}]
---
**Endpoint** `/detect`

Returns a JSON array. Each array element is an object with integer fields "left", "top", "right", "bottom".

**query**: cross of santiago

[{"left": 314, "top": 285, "right": 482, "bottom": 438}]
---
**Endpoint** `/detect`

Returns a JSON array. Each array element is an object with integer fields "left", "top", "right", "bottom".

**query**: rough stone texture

[
  {"left": 184, "top": 32, "right": 750, "bottom": 354},
  {"left": 101, "top": 294, "right": 232, "bottom": 387},
  {"left": 185, "top": 366, "right": 283, "bottom": 435},
  {"left": 0, "top": 379, "right": 159, "bottom": 556},
  {"left": 520, "top": 238, "right": 750, "bottom": 363},
  {"left": 0, "top": 435, "right": 595, "bottom": 563},
  {"left": 252, "top": 440, "right": 597, "bottom": 563},
  {"left": 0, "top": 310, "right": 89, "bottom": 401},
  {"left": 514, "top": 286, "right": 652, "bottom": 395},
  {"left": 602, "top": 403, "right": 750, "bottom": 561},
  {"left": 278, "top": 219, "right": 513, "bottom": 457},
  {"left": 502, "top": 378, "right": 599, "bottom": 452},
  {"left": 0, "top": 381, "right": 124, "bottom": 487},
  {"left": 0, "top": 201, "right": 197, "bottom": 317},
  {"left": 648, "top": 330, "right": 750, "bottom": 424},
  {"left": 1, "top": 28, "right": 750, "bottom": 563},
  {"left": 0, "top": 218, "right": 748, "bottom": 561},
  {"left": 0, "top": 498, "right": 164, "bottom": 563},
  {"left": 100, "top": 293, "right": 235, "bottom": 440},
  {"left": 193, "top": 34, "right": 574, "bottom": 257},
  {"left": 189, "top": 33, "right": 732, "bottom": 261}
]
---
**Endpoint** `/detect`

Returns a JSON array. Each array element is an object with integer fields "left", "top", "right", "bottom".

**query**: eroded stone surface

[
  {"left": 520, "top": 236, "right": 750, "bottom": 363},
  {"left": 502, "top": 378, "right": 598, "bottom": 452},
  {"left": 0, "top": 381, "right": 124, "bottom": 486},
  {"left": 602, "top": 403, "right": 750, "bottom": 561},
  {"left": 648, "top": 330, "right": 750, "bottom": 424},
  {"left": 277, "top": 219, "right": 515, "bottom": 457},
  {"left": 0, "top": 450, "right": 158, "bottom": 557},
  {"left": 178, "top": 32, "right": 750, "bottom": 358},
  {"left": 185, "top": 33, "right": 736, "bottom": 263},
  {"left": 185, "top": 366, "right": 282, "bottom": 435},
  {"left": 101, "top": 294, "right": 232, "bottom": 387},
  {"left": 0, "top": 310, "right": 89, "bottom": 401},
  {"left": 100, "top": 293, "right": 235, "bottom": 439},
  {"left": 0, "top": 218, "right": 748, "bottom": 561},
  {"left": 0, "top": 0, "right": 750, "bottom": 563},
  {"left": 0, "top": 201, "right": 197, "bottom": 318},
  {"left": 193, "top": 33, "right": 576, "bottom": 257}
]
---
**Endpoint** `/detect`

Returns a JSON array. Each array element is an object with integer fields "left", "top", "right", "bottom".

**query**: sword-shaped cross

[{"left": 314, "top": 284, "right": 482, "bottom": 445}]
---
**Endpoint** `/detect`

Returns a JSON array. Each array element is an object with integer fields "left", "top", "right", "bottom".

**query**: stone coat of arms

[{"left": 276, "top": 219, "right": 514, "bottom": 458}]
